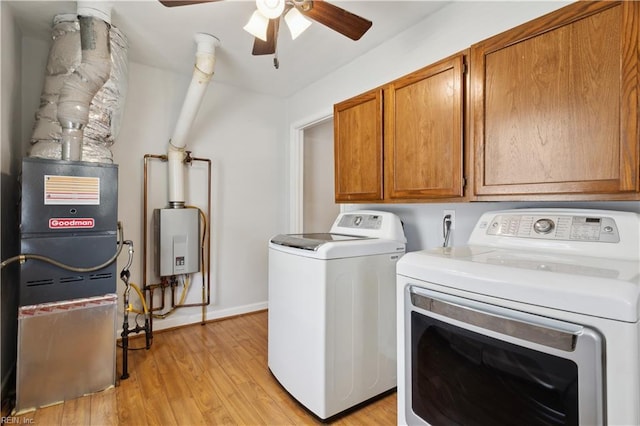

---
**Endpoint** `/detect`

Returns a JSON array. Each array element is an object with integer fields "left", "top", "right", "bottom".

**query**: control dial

[{"left": 533, "top": 218, "right": 555, "bottom": 234}]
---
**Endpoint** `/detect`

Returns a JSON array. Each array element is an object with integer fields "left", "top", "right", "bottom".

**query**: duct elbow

[
  {"left": 58, "top": 16, "right": 111, "bottom": 128},
  {"left": 58, "top": 7, "right": 112, "bottom": 161},
  {"left": 57, "top": 54, "right": 111, "bottom": 129}
]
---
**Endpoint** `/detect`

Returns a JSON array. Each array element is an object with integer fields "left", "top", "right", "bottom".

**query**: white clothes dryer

[
  {"left": 396, "top": 209, "right": 640, "bottom": 426},
  {"left": 268, "top": 210, "right": 406, "bottom": 420}
]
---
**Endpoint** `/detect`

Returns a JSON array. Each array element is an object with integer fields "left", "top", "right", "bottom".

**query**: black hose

[{"left": 0, "top": 222, "right": 125, "bottom": 271}]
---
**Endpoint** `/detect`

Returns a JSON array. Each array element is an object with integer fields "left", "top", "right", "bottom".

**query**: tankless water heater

[{"left": 153, "top": 208, "right": 200, "bottom": 277}]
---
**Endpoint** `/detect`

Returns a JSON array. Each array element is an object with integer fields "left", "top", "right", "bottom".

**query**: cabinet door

[
  {"left": 472, "top": 1, "right": 639, "bottom": 198},
  {"left": 334, "top": 89, "right": 383, "bottom": 202},
  {"left": 385, "top": 54, "right": 465, "bottom": 200}
]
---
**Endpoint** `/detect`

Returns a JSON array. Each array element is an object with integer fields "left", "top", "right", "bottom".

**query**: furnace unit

[
  {"left": 19, "top": 157, "right": 118, "bottom": 305},
  {"left": 15, "top": 157, "right": 118, "bottom": 413}
]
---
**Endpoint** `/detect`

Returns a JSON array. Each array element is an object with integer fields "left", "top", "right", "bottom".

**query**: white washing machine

[
  {"left": 396, "top": 209, "right": 640, "bottom": 426},
  {"left": 268, "top": 210, "right": 406, "bottom": 420}
]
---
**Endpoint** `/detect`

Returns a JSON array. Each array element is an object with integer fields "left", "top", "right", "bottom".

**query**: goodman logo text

[{"left": 49, "top": 218, "right": 95, "bottom": 229}]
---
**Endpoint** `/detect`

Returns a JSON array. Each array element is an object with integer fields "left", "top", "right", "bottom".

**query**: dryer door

[{"left": 403, "top": 286, "right": 605, "bottom": 426}]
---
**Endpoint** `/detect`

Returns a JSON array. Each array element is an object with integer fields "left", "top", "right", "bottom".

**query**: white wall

[
  {"left": 287, "top": 1, "right": 574, "bottom": 127},
  {"left": 20, "top": 42, "right": 287, "bottom": 331},
  {"left": 346, "top": 202, "right": 640, "bottom": 252},
  {"left": 284, "top": 1, "right": 640, "bottom": 248},
  {"left": 113, "top": 63, "right": 286, "bottom": 329},
  {"left": 303, "top": 120, "right": 340, "bottom": 232}
]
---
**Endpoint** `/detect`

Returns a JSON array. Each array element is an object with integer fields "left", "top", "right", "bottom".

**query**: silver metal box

[
  {"left": 154, "top": 208, "right": 200, "bottom": 277},
  {"left": 15, "top": 294, "right": 117, "bottom": 413}
]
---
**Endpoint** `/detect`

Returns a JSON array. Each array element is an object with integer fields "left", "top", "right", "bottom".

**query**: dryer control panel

[
  {"left": 485, "top": 214, "right": 620, "bottom": 243},
  {"left": 469, "top": 208, "right": 639, "bottom": 260}
]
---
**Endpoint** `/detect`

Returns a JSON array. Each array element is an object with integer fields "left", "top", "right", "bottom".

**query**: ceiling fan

[{"left": 159, "top": 0, "right": 373, "bottom": 67}]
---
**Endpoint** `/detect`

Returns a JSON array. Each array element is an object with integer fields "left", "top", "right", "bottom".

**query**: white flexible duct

[
  {"left": 57, "top": 2, "right": 112, "bottom": 161},
  {"left": 168, "top": 33, "right": 219, "bottom": 208}
]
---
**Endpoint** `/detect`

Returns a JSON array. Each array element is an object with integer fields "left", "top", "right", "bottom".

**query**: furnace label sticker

[{"left": 44, "top": 175, "right": 100, "bottom": 205}]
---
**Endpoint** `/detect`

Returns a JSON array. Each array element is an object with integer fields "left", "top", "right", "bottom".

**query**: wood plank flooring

[{"left": 10, "top": 310, "right": 397, "bottom": 425}]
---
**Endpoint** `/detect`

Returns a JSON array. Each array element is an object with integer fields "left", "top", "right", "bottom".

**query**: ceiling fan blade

[
  {"left": 252, "top": 19, "right": 280, "bottom": 55},
  {"left": 158, "top": 0, "right": 222, "bottom": 7},
  {"left": 301, "top": 0, "right": 372, "bottom": 41}
]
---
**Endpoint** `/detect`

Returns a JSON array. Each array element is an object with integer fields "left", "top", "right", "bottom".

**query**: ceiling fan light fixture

[
  {"left": 284, "top": 7, "right": 311, "bottom": 40},
  {"left": 243, "top": 10, "right": 270, "bottom": 41},
  {"left": 256, "top": 0, "right": 285, "bottom": 19}
]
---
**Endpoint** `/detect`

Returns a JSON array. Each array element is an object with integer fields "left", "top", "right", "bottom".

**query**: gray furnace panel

[{"left": 19, "top": 158, "right": 118, "bottom": 306}]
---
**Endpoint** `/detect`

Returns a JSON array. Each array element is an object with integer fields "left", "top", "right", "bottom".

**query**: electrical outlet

[{"left": 443, "top": 209, "right": 456, "bottom": 230}]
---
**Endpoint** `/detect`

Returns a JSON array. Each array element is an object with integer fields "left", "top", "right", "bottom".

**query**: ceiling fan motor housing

[{"left": 257, "top": 0, "right": 285, "bottom": 19}]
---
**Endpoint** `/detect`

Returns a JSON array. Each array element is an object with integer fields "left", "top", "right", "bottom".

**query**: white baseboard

[{"left": 119, "top": 301, "right": 269, "bottom": 335}]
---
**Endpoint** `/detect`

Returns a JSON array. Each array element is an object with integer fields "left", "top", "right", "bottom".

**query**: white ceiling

[{"left": 7, "top": 0, "right": 448, "bottom": 97}]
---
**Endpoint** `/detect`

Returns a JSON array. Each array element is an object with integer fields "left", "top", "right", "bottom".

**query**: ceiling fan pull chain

[{"left": 273, "top": 37, "right": 280, "bottom": 69}]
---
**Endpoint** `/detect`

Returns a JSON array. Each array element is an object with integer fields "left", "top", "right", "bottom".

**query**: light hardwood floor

[{"left": 10, "top": 310, "right": 397, "bottom": 425}]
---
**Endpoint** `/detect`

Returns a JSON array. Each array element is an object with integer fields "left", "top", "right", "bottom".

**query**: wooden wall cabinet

[
  {"left": 335, "top": 1, "right": 639, "bottom": 203},
  {"left": 333, "top": 53, "right": 467, "bottom": 203},
  {"left": 471, "top": 1, "right": 640, "bottom": 199},
  {"left": 334, "top": 89, "right": 384, "bottom": 202},
  {"left": 385, "top": 54, "right": 466, "bottom": 200}
]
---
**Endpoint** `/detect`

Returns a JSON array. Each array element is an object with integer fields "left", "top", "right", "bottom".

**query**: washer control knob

[{"left": 533, "top": 218, "right": 555, "bottom": 234}]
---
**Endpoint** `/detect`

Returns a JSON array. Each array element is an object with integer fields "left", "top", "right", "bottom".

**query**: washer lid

[
  {"left": 269, "top": 234, "right": 405, "bottom": 259},
  {"left": 270, "top": 233, "right": 369, "bottom": 251}
]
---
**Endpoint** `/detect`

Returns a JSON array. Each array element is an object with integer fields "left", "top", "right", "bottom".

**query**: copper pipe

[
  {"left": 143, "top": 154, "right": 167, "bottom": 291},
  {"left": 143, "top": 154, "right": 167, "bottom": 335},
  {"left": 142, "top": 153, "right": 212, "bottom": 325},
  {"left": 149, "top": 286, "right": 154, "bottom": 313},
  {"left": 146, "top": 280, "right": 168, "bottom": 312},
  {"left": 163, "top": 159, "right": 212, "bottom": 318},
  {"left": 192, "top": 156, "right": 212, "bottom": 324}
]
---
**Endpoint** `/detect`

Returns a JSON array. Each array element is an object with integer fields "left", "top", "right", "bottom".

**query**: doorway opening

[{"left": 289, "top": 113, "right": 340, "bottom": 233}]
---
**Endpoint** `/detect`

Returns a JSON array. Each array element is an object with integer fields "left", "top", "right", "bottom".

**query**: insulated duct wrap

[{"left": 29, "top": 14, "right": 128, "bottom": 163}]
